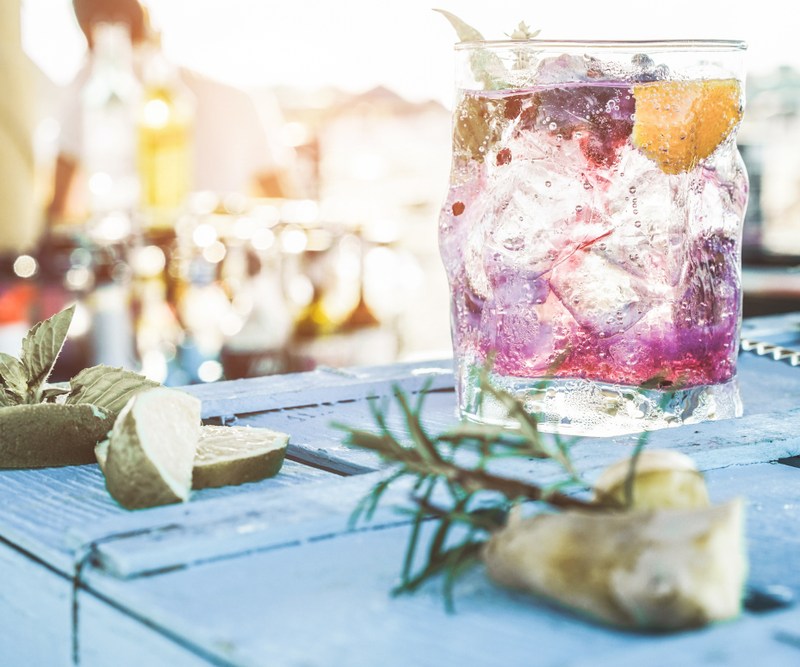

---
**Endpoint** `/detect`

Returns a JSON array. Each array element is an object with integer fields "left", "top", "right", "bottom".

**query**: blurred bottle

[
  {"left": 81, "top": 23, "right": 140, "bottom": 230},
  {"left": 87, "top": 246, "right": 136, "bottom": 368},
  {"left": 130, "top": 244, "right": 184, "bottom": 383},
  {"left": 137, "top": 29, "right": 195, "bottom": 233},
  {"left": 221, "top": 250, "right": 293, "bottom": 378},
  {"left": 291, "top": 229, "right": 346, "bottom": 339}
]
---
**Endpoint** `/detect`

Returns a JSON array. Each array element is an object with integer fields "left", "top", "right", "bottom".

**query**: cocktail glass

[{"left": 439, "top": 40, "right": 747, "bottom": 436}]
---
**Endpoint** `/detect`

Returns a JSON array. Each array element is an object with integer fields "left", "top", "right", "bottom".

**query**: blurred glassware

[
  {"left": 740, "top": 66, "right": 800, "bottom": 260},
  {"left": 130, "top": 242, "right": 183, "bottom": 383},
  {"left": 81, "top": 23, "right": 140, "bottom": 236},
  {"left": 87, "top": 244, "right": 136, "bottom": 368},
  {"left": 137, "top": 28, "right": 195, "bottom": 232}
]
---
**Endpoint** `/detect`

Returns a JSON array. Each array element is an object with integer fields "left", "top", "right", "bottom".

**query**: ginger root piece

[{"left": 483, "top": 499, "right": 746, "bottom": 630}]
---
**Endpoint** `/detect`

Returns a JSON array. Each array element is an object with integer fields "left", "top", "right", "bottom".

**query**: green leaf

[
  {"left": 508, "top": 21, "right": 540, "bottom": 40},
  {"left": 434, "top": 9, "right": 508, "bottom": 90},
  {"left": 66, "top": 365, "right": 160, "bottom": 414},
  {"left": 433, "top": 9, "right": 485, "bottom": 42},
  {"left": 0, "top": 353, "right": 27, "bottom": 402},
  {"left": 41, "top": 385, "right": 71, "bottom": 403},
  {"left": 0, "top": 386, "right": 19, "bottom": 407},
  {"left": 21, "top": 305, "right": 75, "bottom": 398}
]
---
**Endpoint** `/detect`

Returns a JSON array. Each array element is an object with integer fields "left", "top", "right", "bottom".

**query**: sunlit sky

[{"left": 21, "top": 0, "right": 798, "bottom": 103}]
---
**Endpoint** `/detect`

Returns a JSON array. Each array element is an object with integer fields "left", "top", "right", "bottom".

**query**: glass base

[{"left": 459, "top": 368, "right": 743, "bottom": 437}]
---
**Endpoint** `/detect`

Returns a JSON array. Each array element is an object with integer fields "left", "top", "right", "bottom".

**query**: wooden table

[{"left": 3, "top": 313, "right": 800, "bottom": 666}]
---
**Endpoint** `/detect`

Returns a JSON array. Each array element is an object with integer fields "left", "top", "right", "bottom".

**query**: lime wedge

[
  {"left": 101, "top": 387, "right": 201, "bottom": 510},
  {"left": 0, "top": 403, "right": 112, "bottom": 468},
  {"left": 192, "top": 425, "right": 288, "bottom": 489}
]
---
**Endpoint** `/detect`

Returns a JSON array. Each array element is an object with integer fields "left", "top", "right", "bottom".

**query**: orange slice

[{"left": 632, "top": 79, "right": 742, "bottom": 174}]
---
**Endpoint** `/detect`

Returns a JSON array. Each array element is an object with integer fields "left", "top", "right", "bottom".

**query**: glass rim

[{"left": 455, "top": 39, "right": 747, "bottom": 52}]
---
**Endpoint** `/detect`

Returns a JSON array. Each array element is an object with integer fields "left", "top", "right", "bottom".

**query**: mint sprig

[
  {"left": 0, "top": 306, "right": 157, "bottom": 412},
  {"left": 0, "top": 306, "right": 74, "bottom": 404},
  {"left": 435, "top": 10, "right": 542, "bottom": 89},
  {"left": 66, "top": 366, "right": 159, "bottom": 414}
]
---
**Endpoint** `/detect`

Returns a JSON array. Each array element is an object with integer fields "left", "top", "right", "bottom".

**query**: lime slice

[
  {"left": 192, "top": 425, "right": 288, "bottom": 489},
  {"left": 101, "top": 387, "right": 201, "bottom": 510},
  {"left": 594, "top": 449, "right": 710, "bottom": 510},
  {"left": 0, "top": 403, "right": 112, "bottom": 468}
]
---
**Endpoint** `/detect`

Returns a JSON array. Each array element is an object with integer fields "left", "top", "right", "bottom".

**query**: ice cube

[
  {"left": 510, "top": 83, "right": 635, "bottom": 168},
  {"left": 629, "top": 53, "right": 670, "bottom": 82},
  {"left": 439, "top": 162, "right": 492, "bottom": 299},
  {"left": 479, "top": 286, "right": 562, "bottom": 376},
  {"left": 601, "top": 148, "right": 683, "bottom": 285},
  {"left": 480, "top": 146, "right": 596, "bottom": 279},
  {"left": 534, "top": 54, "right": 592, "bottom": 84},
  {"left": 691, "top": 156, "right": 749, "bottom": 236},
  {"left": 550, "top": 248, "right": 649, "bottom": 338},
  {"left": 676, "top": 231, "right": 740, "bottom": 329}
]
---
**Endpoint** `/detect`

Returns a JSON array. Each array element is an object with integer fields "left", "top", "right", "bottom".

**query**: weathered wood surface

[
  {"left": 0, "top": 542, "right": 73, "bottom": 667},
  {"left": 181, "top": 360, "right": 454, "bottom": 420},
  {"left": 567, "top": 607, "right": 800, "bottom": 667},
  {"left": 0, "top": 460, "right": 333, "bottom": 577},
  {"left": 3, "top": 312, "right": 800, "bottom": 665},
  {"left": 241, "top": 352, "right": 800, "bottom": 477},
  {"left": 78, "top": 593, "right": 212, "bottom": 667},
  {"left": 74, "top": 461, "right": 800, "bottom": 667}
]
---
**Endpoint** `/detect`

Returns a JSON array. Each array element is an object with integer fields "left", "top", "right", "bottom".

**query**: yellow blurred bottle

[{"left": 137, "top": 31, "right": 194, "bottom": 232}]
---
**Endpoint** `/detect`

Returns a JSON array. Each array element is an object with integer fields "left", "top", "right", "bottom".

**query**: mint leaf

[
  {"left": 21, "top": 305, "right": 75, "bottom": 400},
  {"left": 0, "top": 386, "right": 19, "bottom": 407},
  {"left": 66, "top": 365, "right": 160, "bottom": 414},
  {"left": 41, "top": 385, "right": 71, "bottom": 403},
  {"left": 434, "top": 9, "right": 508, "bottom": 90},
  {"left": 0, "top": 353, "right": 27, "bottom": 403},
  {"left": 434, "top": 9, "right": 486, "bottom": 42}
]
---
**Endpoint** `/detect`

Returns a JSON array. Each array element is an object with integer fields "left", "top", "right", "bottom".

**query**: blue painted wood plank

[
  {"left": 3, "top": 349, "right": 799, "bottom": 579},
  {"left": 31, "top": 407, "right": 800, "bottom": 579},
  {"left": 2, "top": 340, "right": 800, "bottom": 665},
  {"left": 0, "top": 464, "right": 120, "bottom": 574},
  {"left": 78, "top": 591, "right": 213, "bottom": 667},
  {"left": 0, "top": 542, "right": 72, "bottom": 666},
  {"left": 237, "top": 388, "right": 459, "bottom": 474},
  {"left": 73, "top": 471, "right": 406, "bottom": 579},
  {"left": 181, "top": 360, "right": 454, "bottom": 420},
  {"left": 741, "top": 311, "right": 800, "bottom": 341},
  {"left": 78, "top": 520, "right": 654, "bottom": 667},
  {"left": 0, "top": 460, "right": 333, "bottom": 577},
  {"left": 705, "top": 462, "right": 800, "bottom": 600},
  {"left": 738, "top": 353, "right": 800, "bottom": 414},
  {"left": 77, "top": 509, "right": 800, "bottom": 667},
  {"left": 82, "top": 456, "right": 800, "bottom": 585},
  {"left": 236, "top": 353, "right": 800, "bottom": 476},
  {"left": 565, "top": 607, "right": 800, "bottom": 667},
  {"left": 261, "top": 387, "right": 800, "bottom": 482}
]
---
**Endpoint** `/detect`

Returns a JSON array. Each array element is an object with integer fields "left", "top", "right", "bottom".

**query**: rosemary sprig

[{"left": 335, "top": 370, "right": 626, "bottom": 608}]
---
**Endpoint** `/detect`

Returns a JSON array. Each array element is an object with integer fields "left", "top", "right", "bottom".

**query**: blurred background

[{"left": 2, "top": 0, "right": 800, "bottom": 384}]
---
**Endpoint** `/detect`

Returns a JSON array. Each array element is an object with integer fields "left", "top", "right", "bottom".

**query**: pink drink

[{"left": 439, "top": 43, "right": 747, "bottom": 435}]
